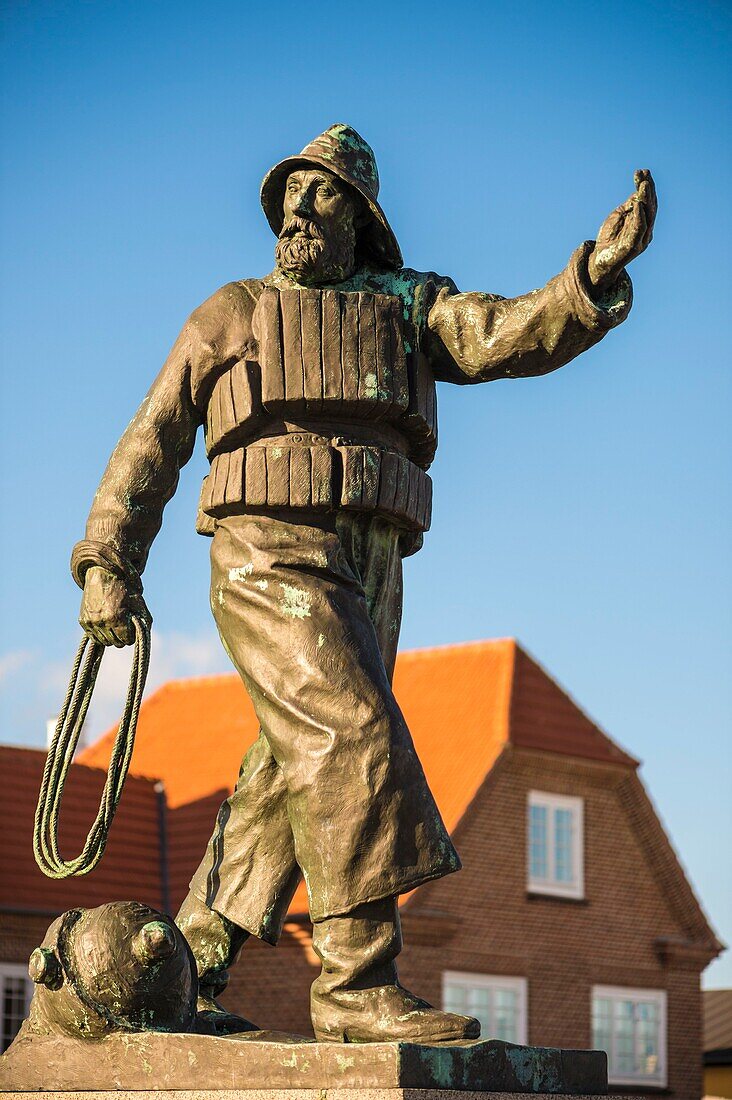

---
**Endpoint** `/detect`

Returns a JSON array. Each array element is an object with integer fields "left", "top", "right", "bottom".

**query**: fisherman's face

[{"left": 275, "top": 168, "right": 360, "bottom": 285}]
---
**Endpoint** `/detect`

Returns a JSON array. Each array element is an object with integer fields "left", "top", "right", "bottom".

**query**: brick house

[{"left": 0, "top": 639, "right": 722, "bottom": 1097}]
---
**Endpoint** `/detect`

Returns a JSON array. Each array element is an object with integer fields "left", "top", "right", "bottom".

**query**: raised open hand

[{"left": 588, "top": 169, "right": 657, "bottom": 291}]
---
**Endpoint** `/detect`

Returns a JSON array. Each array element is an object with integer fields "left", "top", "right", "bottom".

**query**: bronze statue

[{"left": 71, "top": 125, "right": 656, "bottom": 1043}]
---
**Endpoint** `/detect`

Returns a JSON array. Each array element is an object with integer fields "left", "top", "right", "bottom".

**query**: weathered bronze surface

[
  {"left": 0, "top": 1031, "right": 607, "bottom": 1094},
  {"left": 18, "top": 902, "right": 198, "bottom": 1040},
  {"left": 12, "top": 124, "right": 655, "bottom": 1064}
]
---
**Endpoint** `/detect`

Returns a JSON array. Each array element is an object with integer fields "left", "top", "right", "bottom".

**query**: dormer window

[{"left": 527, "top": 790, "right": 584, "bottom": 899}]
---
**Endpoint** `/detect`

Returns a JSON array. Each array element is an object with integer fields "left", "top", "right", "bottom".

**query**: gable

[
  {"left": 421, "top": 747, "right": 721, "bottom": 972},
  {"left": 615, "top": 770, "right": 722, "bottom": 954},
  {"left": 510, "top": 646, "right": 638, "bottom": 767}
]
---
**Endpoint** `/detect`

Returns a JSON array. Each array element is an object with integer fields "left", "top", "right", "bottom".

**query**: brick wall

[{"left": 0, "top": 911, "right": 56, "bottom": 965}]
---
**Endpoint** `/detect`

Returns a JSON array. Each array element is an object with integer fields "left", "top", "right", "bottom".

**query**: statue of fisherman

[{"left": 73, "top": 125, "right": 656, "bottom": 1042}]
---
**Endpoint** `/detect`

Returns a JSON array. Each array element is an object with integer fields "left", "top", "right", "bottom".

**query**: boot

[
  {"left": 176, "top": 891, "right": 259, "bottom": 1035},
  {"left": 310, "top": 897, "right": 480, "bottom": 1043}
]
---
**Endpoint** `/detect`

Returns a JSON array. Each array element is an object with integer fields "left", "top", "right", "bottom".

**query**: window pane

[
  {"left": 593, "top": 991, "right": 663, "bottom": 1083},
  {"left": 554, "top": 808, "right": 574, "bottom": 883},
  {"left": 444, "top": 977, "right": 524, "bottom": 1045},
  {"left": 2, "top": 976, "right": 30, "bottom": 1053},
  {"left": 443, "top": 983, "right": 466, "bottom": 1015},
  {"left": 613, "top": 1000, "right": 635, "bottom": 1074},
  {"left": 529, "top": 804, "right": 548, "bottom": 879},
  {"left": 637, "top": 1002, "right": 658, "bottom": 1023},
  {"left": 468, "top": 988, "right": 491, "bottom": 1014},
  {"left": 636, "top": 1003, "right": 660, "bottom": 1076},
  {"left": 463, "top": 986, "right": 492, "bottom": 1038},
  {"left": 493, "top": 989, "right": 518, "bottom": 1043},
  {"left": 592, "top": 1024, "right": 613, "bottom": 1060},
  {"left": 446, "top": 982, "right": 494, "bottom": 1041}
]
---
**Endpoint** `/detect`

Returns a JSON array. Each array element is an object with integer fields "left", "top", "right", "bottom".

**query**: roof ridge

[
  {"left": 396, "top": 637, "right": 516, "bottom": 659},
  {"left": 0, "top": 742, "right": 160, "bottom": 784},
  {"left": 0, "top": 742, "right": 48, "bottom": 754},
  {"left": 155, "top": 672, "right": 241, "bottom": 690}
]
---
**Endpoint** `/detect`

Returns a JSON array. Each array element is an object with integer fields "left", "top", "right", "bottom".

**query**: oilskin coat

[{"left": 76, "top": 250, "right": 631, "bottom": 941}]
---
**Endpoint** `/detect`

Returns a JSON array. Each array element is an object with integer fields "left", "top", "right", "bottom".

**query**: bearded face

[{"left": 275, "top": 169, "right": 360, "bottom": 286}]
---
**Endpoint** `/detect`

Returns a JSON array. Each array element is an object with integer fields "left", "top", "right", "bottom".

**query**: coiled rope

[{"left": 33, "top": 615, "right": 151, "bottom": 878}]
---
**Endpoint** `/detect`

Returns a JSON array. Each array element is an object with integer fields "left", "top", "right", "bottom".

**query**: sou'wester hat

[{"left": 260, "top": 123, "right": 403, "bottom": 270}]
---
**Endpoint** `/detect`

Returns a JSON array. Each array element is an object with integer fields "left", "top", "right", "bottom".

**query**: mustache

[{"left": 279, "top": 216, "right": 325, "bottom": 241}]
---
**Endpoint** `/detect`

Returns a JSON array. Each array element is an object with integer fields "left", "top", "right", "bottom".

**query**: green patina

[
  {"left": 263, "top": 263, "right": 453, "bottom": 355},
  {"left": 506, "top": 1045, "right": 562, "bottom": 1092},
  {"left": 416, "top": 1045, "right": 456, "bottom": 1089}
]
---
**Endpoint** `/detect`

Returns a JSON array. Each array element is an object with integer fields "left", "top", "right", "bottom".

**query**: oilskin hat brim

[{"left": 260, "top": 130, "right": 402, "bottom": 271}]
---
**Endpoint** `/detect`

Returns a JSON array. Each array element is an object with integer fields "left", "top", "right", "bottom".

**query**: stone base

[{"left": 0, "top": 1033, "right": 608, "bottom": 1095}]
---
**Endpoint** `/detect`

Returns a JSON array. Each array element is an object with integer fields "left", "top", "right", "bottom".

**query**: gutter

[{"left": 154, "top": 781, "right": 171, "bottom": 915}]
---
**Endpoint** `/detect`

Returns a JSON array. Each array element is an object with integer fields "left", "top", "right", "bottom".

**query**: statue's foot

[
  {"left": 311, "top": 983, "right": 480, "bottom": 1043},
  {"left": 196, "top": 990, "right": 260, "bottom": 1035}
]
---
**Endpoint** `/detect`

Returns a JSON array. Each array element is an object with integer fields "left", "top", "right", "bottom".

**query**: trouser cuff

[
  {"left": 176, "top": 889, "right": 251, "bottom": 977},
  {"left": 311, "top": 897, "right": 401, "bottom": 994}
]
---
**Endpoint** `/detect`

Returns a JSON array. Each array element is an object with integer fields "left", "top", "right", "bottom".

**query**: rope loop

[{"left": 33, "top": 616, "right": 151, "bottom": 879}]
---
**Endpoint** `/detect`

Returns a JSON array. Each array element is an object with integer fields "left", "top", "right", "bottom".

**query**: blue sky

[{"left": 1, "top": 1, "right": 730, "bottom": 984}]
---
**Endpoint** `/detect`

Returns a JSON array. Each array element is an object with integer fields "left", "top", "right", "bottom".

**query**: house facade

[
  {"left": 0, "top": 639, "right": 722, "bottom": 1097},
  {"left": 704, "top": 988, "right": 732, "bottom": 1099}
]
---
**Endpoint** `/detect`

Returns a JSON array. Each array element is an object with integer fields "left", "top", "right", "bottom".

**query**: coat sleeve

[
  {"left": 425, "top": 242, "right": 632, "bottom": 385},
  {"left": 74, "top": 282, "right": 255, "bottom": 582}
]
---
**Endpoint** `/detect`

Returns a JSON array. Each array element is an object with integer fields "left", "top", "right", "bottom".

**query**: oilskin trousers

[{"left": 186, "top": 510, "right": 459, "bottom": 943}]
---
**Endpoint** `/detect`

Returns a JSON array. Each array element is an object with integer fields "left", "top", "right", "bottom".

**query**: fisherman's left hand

[{"left": 588, "top": 169, "right": 657, "bottom": 291}]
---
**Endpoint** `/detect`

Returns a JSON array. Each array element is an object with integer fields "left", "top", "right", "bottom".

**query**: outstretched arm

[{"left": 426, "top": 171, "right": 657, "bottom": 385}]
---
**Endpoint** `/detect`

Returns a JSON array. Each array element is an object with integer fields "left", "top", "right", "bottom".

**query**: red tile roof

[
  {"left": 0, "top": 746, "right": 164, "bottom": 913},
  {"left": 76, "top": 639, "right": 637, "bottom": 913}
]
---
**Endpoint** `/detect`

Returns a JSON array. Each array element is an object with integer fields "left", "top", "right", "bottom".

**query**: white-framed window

[
  {"left": 591, "top": 985, "right": 667, "bottom": 1088},
  {"left": 527, "top": 790, "right": 584, "bottom": 899},
  {"left": 443, "top": 971, "right": 528, "bottom": 1044},
  {"left": 1, "top": 964, "right": 33, "bottom": 1053}
]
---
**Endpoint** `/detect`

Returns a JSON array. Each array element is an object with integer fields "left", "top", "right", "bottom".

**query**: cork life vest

[{"left": 197, "top": 286, "right": 437, "bottom": 539}]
